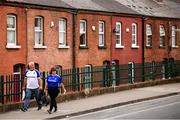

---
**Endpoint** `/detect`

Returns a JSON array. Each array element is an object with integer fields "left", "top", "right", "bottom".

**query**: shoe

[
  {"left": 21, "top": 107, "right": 27, "bottom": 112},
  {"left": 37, "top": 106, "right": 42, "bottom": 111},
  {"left": 47, "top": 110, "right": 52, "bottom": 114},
  {"left": 54, "top": 108, "right": 57, "bottom": 112}
]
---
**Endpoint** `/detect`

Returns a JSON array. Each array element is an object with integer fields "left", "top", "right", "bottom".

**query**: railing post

[{"left": 0, "top": 75, "right": 4, "bottom": 104}]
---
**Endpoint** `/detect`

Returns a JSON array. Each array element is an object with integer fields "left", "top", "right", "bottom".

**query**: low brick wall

[{"left": 0, "top": 77, "right": 180, "bottom": 113}]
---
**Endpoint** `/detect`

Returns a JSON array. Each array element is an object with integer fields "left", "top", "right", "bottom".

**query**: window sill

[
  {"left": 79, "top": 46, "right": 88, "bottom": 49},
  {"left": 115, "top": 45, "right": 124, "bottom": 49},
  {"left": 34, "top": 45, "right": 47, "bottom": 49},
  {"left": 6, "top": 45, "right": 21, "bottom": 49},
  {"left": 159, "top": 46, "right": 165, "bottom": 49},
  {"left": 58, "top": 45, "right": 70, "bottom": 49},
  {"left": 146, "top": 46, "right": 152, "bottom": 48},
  {"left": 131, "top": 46, "right": 140, "bottom": 49},
  {"left": 172, "top": 46, "right": 178, "bottom": 49},
  {"left": 98, "top": 46, "right": 106, "bottom": 49}
]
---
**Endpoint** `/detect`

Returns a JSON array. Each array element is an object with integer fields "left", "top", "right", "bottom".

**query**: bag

[{"left": 22, "top": 90, "right": 26, "bottom": 101}]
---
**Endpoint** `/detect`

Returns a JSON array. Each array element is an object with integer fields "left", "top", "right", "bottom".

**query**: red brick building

[
  {"left": 0, "top": 0, "right": 179, "bottom": 75},
  {"left": 118, "top": 0, "right": 180, "bottom": 62}
]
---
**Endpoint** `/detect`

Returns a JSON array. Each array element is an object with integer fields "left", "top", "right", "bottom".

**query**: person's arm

[
  {"left": 38, "top": 78, "right": 43, "bottom": 90},
  {"left": 60, "top": 83, "right": 66, "bottom": 94},
  {"left": 44, "top": 79, "right": 48, "bottom": 96},
  {"left": 22, "top": 78, "right": 27, "bottom": 90}
]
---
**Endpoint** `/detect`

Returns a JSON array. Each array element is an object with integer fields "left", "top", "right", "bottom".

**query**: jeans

[{"left": 23, "top": 88, "right": 42, "bottom": 110}]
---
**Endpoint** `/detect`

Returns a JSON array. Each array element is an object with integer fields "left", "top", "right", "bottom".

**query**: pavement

[{"left": 0, "top": 83, "right": 180, "bottom": 119}]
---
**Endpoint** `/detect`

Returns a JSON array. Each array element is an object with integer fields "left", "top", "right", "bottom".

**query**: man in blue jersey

[
  {"left": 45, "top": 67, "right": 66, "bottom": 114},
  {"left": 21, "top": 62, "right": 43, "bottom": 112}
]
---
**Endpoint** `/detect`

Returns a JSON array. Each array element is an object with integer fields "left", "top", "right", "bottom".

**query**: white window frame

[
  {"left": 58, "top": 18, "right": 69, "bottom": 48},
  {"left": 172, "top": 26, "right": 178, "bottom": 48},
  {"left": 132, "top": 23, "right": 139, "bottom": 48},
  {"left": 6, "top": 15, "right": 20, "bottom": 48},
  {"left": 34, "top": 17, "right": 47, "bottom": 48},
  {"left": 115, "top": 22, "right": 124, "bottom": 48},
  {"left": 80, "top": 20, "right": 87, "bottom": 47},
  {"left": 99, "top": 21, "right": 105, "bottom": 47},
  {"left": 146, "top": 24, "right": 152, "bottom": 47},
  {"left": 159, "top": 25, "right": 165, "bottom": 47}
]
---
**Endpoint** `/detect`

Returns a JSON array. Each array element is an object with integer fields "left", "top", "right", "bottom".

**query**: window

[
  {"left": 34, "top": 17, "right": 46, "bottom": 48},
  {"left": 159, "top": 25, "right": 165, "bottom": 47},
  {"left": 7, "top": 15, "right": 20, "bottom": 48},
  {"left": 132, "top": 23, "right": 139, "bottom": 48},
  {"left": 59, "top": 18, "right": 67, "bottom": 48},
  {"left": 80, "top": 20, "right": 86, "bottom": 47},
  {"left": 146, "top": 24, "right": 152, "bottom": 47},
  {"left": 115, "top": 22, "right": 123, "bottom": 48},
  {"left": 99, "top": 21, "right": 105, "bottom": 47},
  {"left": 172, "top": 26, "right": 177, "bottom": 48}
]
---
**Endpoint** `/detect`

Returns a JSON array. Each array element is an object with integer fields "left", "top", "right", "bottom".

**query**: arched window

[{"left": 13, "top": 63, "right": 26, "bottom": 75}]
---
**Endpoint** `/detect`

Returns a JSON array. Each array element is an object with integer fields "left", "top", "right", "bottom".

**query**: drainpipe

[
  {"left": 25, "top": 7, "right": 28, "bottom": 66},
  {"left": 72, "top": 9, "right": 77, "bottom": 68},
  {"left": 110, "top": 15, "right": 113, "bottom": 63},
  {"left": 142, "top": 16, "right": 145, "bottom": 82}
]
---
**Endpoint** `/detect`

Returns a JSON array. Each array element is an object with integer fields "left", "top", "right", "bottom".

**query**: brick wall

[
  {"left": 144, "top": 18, "right": 180, "bottom": 62},
  {"left": 26, "top": 8, "right": 73, "bottom": 71},
  {"left": 0, "top": 6, "right": 26, "bottom": 75},
  {"left": 112, "top": 16, "right": 142, "bottom": 64},
  {"left": 75, "top": 13, "right": 111, "bottom": 67}
]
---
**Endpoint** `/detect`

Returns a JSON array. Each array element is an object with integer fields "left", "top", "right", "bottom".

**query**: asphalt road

[{"left": 66, "top": 94, "right": 180, "bottom": 119}]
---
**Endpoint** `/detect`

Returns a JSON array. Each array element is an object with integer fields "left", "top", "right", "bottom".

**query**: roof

[
  {"left": 115, "top": 0, "right": 180, "bottom": 18},
  {"left": 5, "top": 0, "right": 73, "bottom": 9},
  {"left": 3, "top": 0, "right": 180, "bottom": 18},
  {"left": 61, "top": 0, "right": 139, "bottom": 15}
]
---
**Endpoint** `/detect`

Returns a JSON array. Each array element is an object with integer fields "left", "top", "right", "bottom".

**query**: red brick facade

[
  {"left": 144, "top": 18, "right": 180, "bottom": 62},
  {"left": 111, "top": 16, "right": 142, "bottom": 64},
  {"left": 75, "top": 12, "right": 111, "bottom": 67},
  {"left": 0, "top": 6, "right": 26, "bottom": 75},
  {"left": 0, "top": 4, "right": 179, "bottom": 75},
  {"left": 26, "top": 8, "right": 73, "bottom": 71}
]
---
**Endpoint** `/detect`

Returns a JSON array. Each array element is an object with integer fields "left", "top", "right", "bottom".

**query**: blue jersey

[{"left": 47, "top": 75, "right": 62, "bottom": 89}]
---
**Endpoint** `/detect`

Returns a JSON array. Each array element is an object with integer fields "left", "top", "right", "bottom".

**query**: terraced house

[{"left": 0, "top": 0, "right": 179, "bottom": 75}]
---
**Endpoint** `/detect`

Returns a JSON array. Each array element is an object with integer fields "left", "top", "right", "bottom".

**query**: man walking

[{"left": 21, "top": 62, "right": 42, "bottom": 112}]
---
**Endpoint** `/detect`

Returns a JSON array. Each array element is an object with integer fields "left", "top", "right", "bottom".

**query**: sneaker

[
  {"left": 37, "top": 106, "right": 42, "bottom": 111},
  {"left": 47, "top": 110, "right": 52, "bottom": 114},
  {"left": 21, "top": 107, "right": 27, "bottom": 112},
  {"left": 54, "top": 108, "right": 57, "bottom": 113}
]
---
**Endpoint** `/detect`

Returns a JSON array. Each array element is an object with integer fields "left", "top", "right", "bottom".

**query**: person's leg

[
  {"left": 22, "top": 89, "right": 31, "bottom": 111},
  {"left": 48, "top": 89, "right": 54, "bottom": 113},
  {"left": 34, "top": 88, "right": 42, "bottom": 110},
  {"left": 53, "top": 89, "right": 59, "bottom": 112}
]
